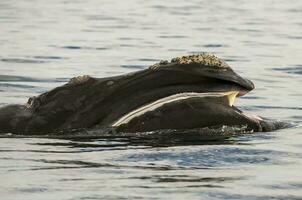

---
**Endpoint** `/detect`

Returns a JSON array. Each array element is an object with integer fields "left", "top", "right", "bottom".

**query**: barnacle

[{"left": 149, "top": 53, "right": 229, "bottom": 70}]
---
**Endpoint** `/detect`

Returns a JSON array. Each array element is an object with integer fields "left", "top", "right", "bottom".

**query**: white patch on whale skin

[
  {"left": 107, "top": 80, "right": 114, "bottom": 86},
  {"left": 112, "top": 91, "right": 238, "bottom": 127},
  {"left": 242, "top": 113, "right": 263, "bottom": 122}
]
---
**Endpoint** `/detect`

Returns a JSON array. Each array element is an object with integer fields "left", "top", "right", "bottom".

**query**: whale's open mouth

[{"left": 112, "top": 90, "right": 262, "bottom": 128}]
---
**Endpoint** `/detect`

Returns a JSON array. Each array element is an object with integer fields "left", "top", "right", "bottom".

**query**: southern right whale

[{"left": 0, "top": 54, "right": 289, "bottom": 136}]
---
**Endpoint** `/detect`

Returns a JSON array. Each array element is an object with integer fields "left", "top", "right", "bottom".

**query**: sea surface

[{"left": 0, "top": 0, "right": 302, "bottom": 199}]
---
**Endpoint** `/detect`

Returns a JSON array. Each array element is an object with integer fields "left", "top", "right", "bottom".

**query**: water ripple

[
  {"left": 120, "top": 65, "right": 145, "bottom": 69},
  {"left": 1, "top": 58, "right": 47, "bottom": 64},
  {"left": 272, "top": 65, "right": 302, "bottom": 75},
  {"left": 61, "top": 45, "right": 108, "bottom": 50},
  {"left": 0, "top": 75, "right": 68, "bottom": 82},
  {"left": 1, "top": 0, "right": 302, "bottom": 199}
]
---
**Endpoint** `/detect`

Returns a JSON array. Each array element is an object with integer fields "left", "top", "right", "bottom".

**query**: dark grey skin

[{"left": 0, "top": 55, "right": 286, "bottom": 135}]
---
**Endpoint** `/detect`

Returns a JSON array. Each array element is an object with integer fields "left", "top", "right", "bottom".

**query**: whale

[{"left": 0, "top": 54, "right": 288, "bottom": 136}]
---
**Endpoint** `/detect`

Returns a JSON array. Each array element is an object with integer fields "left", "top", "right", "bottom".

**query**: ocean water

[{"left": 0, "top": 0, "right": 302, "bottom": 199}]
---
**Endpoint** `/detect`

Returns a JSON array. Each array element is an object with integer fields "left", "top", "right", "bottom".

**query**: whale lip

[{"left": 112, "top": 91, "right": 240, "bottom": 127}]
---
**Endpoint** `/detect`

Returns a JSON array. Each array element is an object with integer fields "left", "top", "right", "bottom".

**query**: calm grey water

[{"left": 0, "top": 0, "right": 302, "bottom": 199}]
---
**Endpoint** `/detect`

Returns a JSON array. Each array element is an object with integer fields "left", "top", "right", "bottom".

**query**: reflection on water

[{"left": 0, "top": 0, "right": 302, "bottom": 199}]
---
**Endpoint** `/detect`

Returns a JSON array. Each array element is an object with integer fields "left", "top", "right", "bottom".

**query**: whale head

[{"left": 0, "top": 54, "right": 288, "bottom": 135}]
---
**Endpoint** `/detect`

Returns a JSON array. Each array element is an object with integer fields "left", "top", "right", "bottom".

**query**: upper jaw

[
  {"left": 155, "top": 63, "right": 255, "bottom": 93},
  {"left": 185, "top": 67, "right": 255, "bottom": 95}
]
